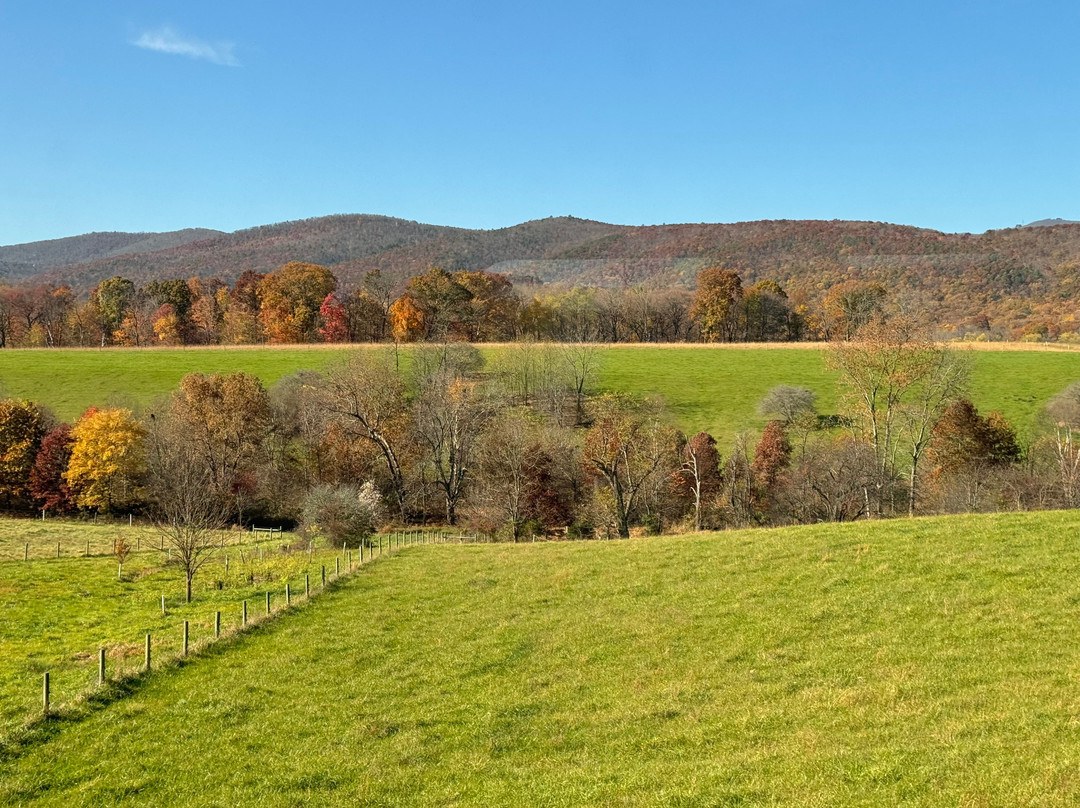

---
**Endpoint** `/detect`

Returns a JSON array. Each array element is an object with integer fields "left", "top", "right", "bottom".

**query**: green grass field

[
  {"left": 1, "top": 344, "right": 1079, "bottom": 445},
  {"left": 3, "top": 510, "right": 1080, "bottom": 806},
  {"left": 0, "top": 523, "right": 417, "bottom": 739}
]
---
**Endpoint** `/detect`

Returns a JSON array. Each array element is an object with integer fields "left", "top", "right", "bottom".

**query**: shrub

[{"left": 301, "top": 482, "right": 383, "bottom": 548}]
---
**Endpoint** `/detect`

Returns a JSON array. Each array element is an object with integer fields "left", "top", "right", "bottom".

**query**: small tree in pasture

[
  {"left": 757, "top": 386, "right": 817, "bottom": 424},
  {"left": 146, "top": 415, "right": 228, "bottom": 603}
]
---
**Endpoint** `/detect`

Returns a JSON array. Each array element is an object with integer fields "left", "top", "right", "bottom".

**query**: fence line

[{"left": 10, "top": 528, "right": 462, "bottom": 740}]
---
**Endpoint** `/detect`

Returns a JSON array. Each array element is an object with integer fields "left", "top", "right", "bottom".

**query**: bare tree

[
  {"left": 784, "top": 436, "right": 877, "bottom": 523},
  {"left": 828, "top": 317, "right": 947, "bottom": 516},
  {"left": 899, "top": 348, "right": 970, "bottom": 515},
  {"left": 322, "top": 350, "right": 412, "bottom": 520},
  {"left": 146, "top": 417, "right": 229, "bottom": 603},
  {"left": 582, "top": 395, "right": 679, "bottom": 538},
  {"left": 559, "top": 342, "right": 599, "bottom": 424},
  {"left": 414, "top": 368, "right": 492, "bottom": 525},
  {"left": 758, "top": 385, "right": 818, "bottom": 424},
  {"left": 722, "top": 433, "right": 756, "bottom": 527},
  {"left": 1046, "top": 381, "right": 1080, "bottom": 507}
]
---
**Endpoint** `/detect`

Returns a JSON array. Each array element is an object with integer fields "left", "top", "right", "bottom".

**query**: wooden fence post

[
  {"left": 161, "top": 594, "right": 166, "bottom": 615},
  {"left": 215, "top": 611, "right": 221, "bottom": 639},
  {"left": 266, "top": 591, "right": 271, "bottom": 614},
  {"left": 98, "top": 648, "right": 106, "bottom": 686},
  {"left": 183, "top": 621, "right": 189, "bottom": 656},
  {"left": 305, "top": 573, "right": 310, "bottom": 597},
  {"left": 145, "top": 634, "right": 152, "bottom": 671},
  {"left": 336, "top": 558, "right": 340, "bottom": 576},
  {"left": 243, "top": 600, "right": 248, "bottom": 626},
  {"left": 56, "top": 541, "right": 60, "bottom": 558},
  {"left": 85, "top": 540, "right": 90, "bottom": 557},
  {"left": 43, "top": 672, "right": 49, "bottom": 716},
  {"left": 286, "top": 583, "right": 291, "bottom": 606},
  {"left": 24, "top": 542, "right": 28, "bottom": 561},
  {"left": 321, "top": 565, "right": 326, "bottom": 586}
]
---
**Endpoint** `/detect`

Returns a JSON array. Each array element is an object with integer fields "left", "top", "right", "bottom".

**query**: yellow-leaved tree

[{"left": 65, "top": 407, "right": 146, "bottom": 512}]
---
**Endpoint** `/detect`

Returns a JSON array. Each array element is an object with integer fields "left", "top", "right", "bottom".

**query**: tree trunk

[
  {"left": 186, "top": 574, "right": 192, "bottom": 604},
  {"left": 908, "top": 455, "right": 919, "bottom": 518}
]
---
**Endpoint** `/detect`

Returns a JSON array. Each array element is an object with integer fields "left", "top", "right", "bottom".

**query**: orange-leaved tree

[
  {"left": 388, "top": 292, "right": 426, "bottom": 342},
  {"left": 0, "top": 399, "right": 50, "bottom": 508},
  {"left": 690, "top": 267, "right": 743, "bottom": 342},
  {"left": 257, "top": 262, "right": 337, "bottom": 343},
  {"left": 170, "top": 372, "right": 271, "bottom": 504}
]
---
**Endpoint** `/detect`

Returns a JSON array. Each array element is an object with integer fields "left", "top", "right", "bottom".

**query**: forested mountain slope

[{"left": 10, "top": 215, "right": 1080, "bottom": 330}]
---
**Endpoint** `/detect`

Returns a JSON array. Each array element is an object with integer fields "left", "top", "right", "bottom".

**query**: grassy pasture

[
  {"left": 0, "top": 344, "right": 1078, "bottom": 445},
  {"left": 0, "top": 518, "right": 186, "bottom": 561},
  {"left": 0, "top": 524, "right": 409, "bottom": 738},
  {"left": 3, "top": 510, "right": 1080, "bottom": 805}
]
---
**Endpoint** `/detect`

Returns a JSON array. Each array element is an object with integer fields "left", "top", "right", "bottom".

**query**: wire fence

[{"left": 2, "top": 528, "right": 469, "bottom": 746}]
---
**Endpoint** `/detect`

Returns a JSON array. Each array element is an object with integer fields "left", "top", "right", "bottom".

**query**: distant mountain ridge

[
  {"left": 8, "top": 214, "right": 1080, "bottom": 333},
  {"left": 1023, "top": 218, "right": 1080, "bottom": 228},
  {"left": 0, "top": 229, "right": 222, "bottom": 281}
]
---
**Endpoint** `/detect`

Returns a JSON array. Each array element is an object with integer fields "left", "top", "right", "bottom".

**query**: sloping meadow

[
  {"left": 3, "top": 511, "right": 1080, "bottom": 806},
  {"left": 0, "top": 344, "right": 1079, "bottom": 447}
]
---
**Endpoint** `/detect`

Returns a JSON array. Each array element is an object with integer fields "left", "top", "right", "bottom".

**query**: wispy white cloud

[{"left": 132, "top": 26, "right": 239, "bottom": 67}]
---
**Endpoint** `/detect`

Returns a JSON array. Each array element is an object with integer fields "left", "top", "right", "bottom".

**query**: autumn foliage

[{"left": 65, "top": 408, "right": 146, "bottom": 512}]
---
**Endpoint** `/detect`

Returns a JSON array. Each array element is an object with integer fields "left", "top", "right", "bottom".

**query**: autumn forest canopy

[{"left": 6, "top": 214, "right": 1080, "bottom": 346}]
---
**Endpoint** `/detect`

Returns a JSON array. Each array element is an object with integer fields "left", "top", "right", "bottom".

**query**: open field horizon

[{"left": 1, "top": 342, "right": 1078, "bottom": 445}]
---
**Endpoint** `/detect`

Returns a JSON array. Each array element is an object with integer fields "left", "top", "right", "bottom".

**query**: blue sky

[{"left": 1, "top": 1, "right": 1078, "bottom": 244}]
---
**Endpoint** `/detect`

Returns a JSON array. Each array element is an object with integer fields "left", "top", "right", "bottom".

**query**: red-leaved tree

[
  {"left": 319, "top": 293, "right": 350, "bottom": 343},
  {"left": 30, "top": 423, "right": 75, "bottom": 512}
]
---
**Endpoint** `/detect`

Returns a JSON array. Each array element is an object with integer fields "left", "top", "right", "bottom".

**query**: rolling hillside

[
  {"left": 0, "top": 229, "right": 222, "bottom": 281},
  {"left": 3, "top": 511, "right": 1080, "bottom": 806},
  {"left": 8, "top": 215, "right": 1080, "bottom": 331}
]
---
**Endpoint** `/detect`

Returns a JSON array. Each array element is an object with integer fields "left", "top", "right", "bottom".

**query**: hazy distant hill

[
  {"left": 28, "top": 215, "right": 472, "bottom": 292},
  {"left": 12, "top": 214, "right": 1080, "bottom": 332},
  {"left": 1023, "top": 218, "right": 1080, "bottom": 228},
  {"left": 0, "top": 229, "right": 222, "bottom": 281}
]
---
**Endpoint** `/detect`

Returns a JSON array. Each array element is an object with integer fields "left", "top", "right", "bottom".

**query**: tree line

[
  {"left": 0, "top": 262, "right": 908, "bottom": 347},
  {"left": 4, "top": 327, "right": 1080, "bottom": 554}
]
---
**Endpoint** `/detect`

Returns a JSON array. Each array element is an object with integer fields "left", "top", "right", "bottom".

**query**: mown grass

[
  {"left": 0, "top": 524, "right": 404, "bottom": 738},
  {"left": 1, "top": 344, "right": 1078, "bottom": 444},
  {"left": 3, "top": 510, "right": 1080, "bottom": 805}
]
